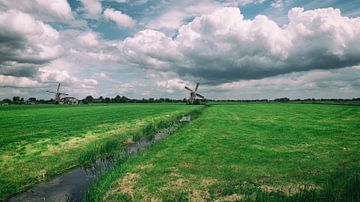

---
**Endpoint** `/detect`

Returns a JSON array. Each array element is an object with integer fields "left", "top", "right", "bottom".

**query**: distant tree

[
  {"left": 274, "top": 97, "right": 290, "bottom": 103},
  {"left": 85, "top": 95, "right": 94, "bottom": 103},
  {"left": 3, "top": 98, "right": 12, "bottom": 104},
  {"left": 104, "top": 97, "right": 111, "bottom": 103},
  {"left": 28, "top": 97, "right": 37, "bottom": 102},
  {"left": 114, "top": 95, "right": 121, "bottom": 103},
  {"left": 13, "top": 96, "right": 20, "bottom": 103}
]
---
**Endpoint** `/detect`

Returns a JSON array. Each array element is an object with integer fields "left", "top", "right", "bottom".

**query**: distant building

[
  {"left": 25, "top": 100, "right": 36, "bottom": 105},
  {"left": 60, "top": 97, "right": 79, "bottom": 105},
  {"left": 26, "top": 98, "right": 37, "bottom": 105},
  {"left": 93, "top": 98, "right": 103, "bottom": 103}
]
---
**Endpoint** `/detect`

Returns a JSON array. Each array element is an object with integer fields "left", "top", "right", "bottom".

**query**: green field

[
  {"left": 89, "top": 104, "right": 360, "bottom": 201},
  {"left": 0, "top": 104, "right": 201, "bottom": 200}
]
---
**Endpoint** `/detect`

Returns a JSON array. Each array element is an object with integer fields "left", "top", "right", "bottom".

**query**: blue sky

[{"left": 0, "top": 0, "right": 360, "bottom": 100}]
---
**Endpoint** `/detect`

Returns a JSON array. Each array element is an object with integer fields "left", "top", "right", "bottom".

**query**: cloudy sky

[{"left": 0, "top": 0, "right": 359, "bottom": 100}]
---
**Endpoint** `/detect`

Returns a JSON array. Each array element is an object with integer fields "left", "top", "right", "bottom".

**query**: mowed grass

[
  {"left": 90, "top": 104, "right": 360, "bottom": 201},
  {"left": 0, "top": 104, "right": 201, "bottom": 200}
]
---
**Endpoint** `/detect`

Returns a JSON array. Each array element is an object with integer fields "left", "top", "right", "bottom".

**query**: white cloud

[
  {"left": 59, "top": 29, "right": 119, "bottom": 63},
  {"left": 0, "top": 75, "right": 41, "bottom": 88},
  {"left": 37, "top": 59, "right": 100, "bottom": 92},
  {"left": 94, "top": 72, "right": 108, "bottom": 78},
  {"left": 80, "top": 0, "right": 102, "bottom": 18},
  {"left": 0, "top": 0, "right": 73, "bottom": 22},
  {"left": 119, "top": 29, "right": 180, "bottom": 68},
  {"left": 82, "top": 78, "right": 98, "bottom": 88},
  {"left": 147, "top": 1, "right": 220, "bottom": 30},
  {"left": 77, "top": 31, "right": 99, "bottom": 47},
  {"left": 120, "top": 7, "right": 360, "bottom": 84},
  {"left": 38, "top": 60, "right": 77, "bottom": 83},
  {"left": 146, "top": 0, "right": 267, "bottom": 31},
  {"left": 157, "top": 78, "right": 190, "bottom": 93},
  {"left": 103, "top": 8, "right": 136, "bottom": 27}
]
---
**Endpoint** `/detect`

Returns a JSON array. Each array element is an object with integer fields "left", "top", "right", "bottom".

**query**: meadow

[
  {"left": 89, "top": 104, "right": 360, "bottom": 201},
  {"left": 0, "top": 104, "right": 201, "bottom": 200}
]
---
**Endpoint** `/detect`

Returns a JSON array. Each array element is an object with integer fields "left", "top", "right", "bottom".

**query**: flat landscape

[
  {"left": 0, "top": 104, "right": 201, "bottom": 200},
  {"left": 1, "top": 103, "right": 359, "bottom": 201},
  {"left": 89, "top": 104, "right": 360, "bottom": 201},
  {"left": 1, "top": 0, "right": 360, "bottom": 201}
]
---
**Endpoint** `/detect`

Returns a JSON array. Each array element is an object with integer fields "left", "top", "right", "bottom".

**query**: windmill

[
  {"left": 46, "top": 83, "right": 68, "bottom": 104},
  {"left": 185, "top": 82, "right": 204, "bottom": 104}
]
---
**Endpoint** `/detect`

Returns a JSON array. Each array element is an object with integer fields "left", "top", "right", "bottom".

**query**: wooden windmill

[
  {"left": 185, "top": 82, "right": 204, "bottom": 104},
  {"left": 46, "top": 83, "right": 68, "bottom": 104}
]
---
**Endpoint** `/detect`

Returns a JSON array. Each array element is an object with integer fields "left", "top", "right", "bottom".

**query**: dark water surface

[{"left": 10, "top": 117, "right": 190, "bottom": 202}]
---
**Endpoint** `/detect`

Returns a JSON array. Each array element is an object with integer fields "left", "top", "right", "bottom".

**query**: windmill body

[
  {"left": 185, "top": 82, "right": 204, "bottom": 104},
  {"left": 46, "top": 83, "right": 69, "bottom": 104}
]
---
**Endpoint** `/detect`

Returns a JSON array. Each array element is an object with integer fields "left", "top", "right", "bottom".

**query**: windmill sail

[
  {"left": 185, "top": 86, "right": 193, "bottom": 91},
  {"left": 185, "top": 82, "right": 204, "bottom": 104}
]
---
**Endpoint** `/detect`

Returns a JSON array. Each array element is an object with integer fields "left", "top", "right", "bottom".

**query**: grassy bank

[
  {"left": 89, "top": 104, "right": 360, "bottom": 201},
  {"left": 0, "top": 104, "right": 202, "bottom": 200}
]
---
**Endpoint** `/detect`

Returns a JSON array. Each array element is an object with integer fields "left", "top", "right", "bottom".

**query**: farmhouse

[{"left": 60, "top": 97, "right": 79, "bottom": 105}]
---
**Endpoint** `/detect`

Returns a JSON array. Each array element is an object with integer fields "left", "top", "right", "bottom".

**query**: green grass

[
  {"left": 89, "top": 104, "right": 360, "bottom": 201},
  {"left": 0, "top": 103, "right": 202, "bottom": 200}
]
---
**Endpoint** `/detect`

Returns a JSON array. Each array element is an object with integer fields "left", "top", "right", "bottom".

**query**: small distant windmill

[
  {"left": 185, "top": 82, "right": 204, "bottom": 104},
  {"left": 46, "top": 83, "right": 68, "bottom": 104}
]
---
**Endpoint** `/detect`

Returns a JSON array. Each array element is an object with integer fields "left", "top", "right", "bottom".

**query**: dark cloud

[{"left": 0, "top": 10, "right": 62, "bottom": 78}]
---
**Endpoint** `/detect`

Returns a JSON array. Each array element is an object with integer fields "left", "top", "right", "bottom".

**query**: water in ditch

[{"left": 10, "top": 116, "right": 191, "bottom": 202}]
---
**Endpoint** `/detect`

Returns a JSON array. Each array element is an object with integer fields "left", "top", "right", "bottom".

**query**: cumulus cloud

[
  {"left": 77, "top": 31, "right": 99, "bottom": 47},
  {"left": 38, "top": 58, "right": 99, "bottom": 92},
  {"left": 82, "top": 79, "right": 98, "bottom": 88},
  {"left": 37, "top": 59, "right": 78, "bottom": 83},
  {"left": 0, "top": 10, "right": 62, "bottom": 78},
  {"left": 146, "top": 0, "right": 267, "bottom": 31},
  {"left": 120, "top": 7, "right": 360, "bottom": 84},
  {"left": 80, "top": 0, "right": 102, "bottom": 18},
  {"left": 147, "top": 1, "right": 220, "bottom": 30},
  {"left": 59, "top": 29, "right": 119, "bottom": 62},
  {"left": 157, "top": 78, "right": 191, "bottom": 93},
  {"left": 0, "top": 0, "right": 73, "bottom": 22},
  {"left": 103, "top": 8, "right": 136, "bottom": 27},
  {"left": 0, "top": 75, "right": 41, "bottom": 88}
]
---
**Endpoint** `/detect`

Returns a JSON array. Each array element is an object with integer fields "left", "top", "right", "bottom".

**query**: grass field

[
  {"left": 0, "top": 104, "right": 201, "bottom": 200},
  {"left": 89, "top": 104, "right": 360, "bottom": 201}
]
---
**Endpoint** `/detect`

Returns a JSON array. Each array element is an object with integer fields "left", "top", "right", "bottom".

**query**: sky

[{"left": 0, "top": 0, "right": 360, "bottom": 100}]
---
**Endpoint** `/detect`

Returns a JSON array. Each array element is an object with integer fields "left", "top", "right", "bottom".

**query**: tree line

[{"left": 1, "top": 95, "right": 359, "bottom": 105}]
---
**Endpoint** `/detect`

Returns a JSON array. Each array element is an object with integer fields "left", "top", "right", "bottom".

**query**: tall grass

[
  {"left": 78, "top": 106, "right": 205, "bottom": 165},
  {"left": 85, "top": 106, "right": 206, "bottom": 201}
]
